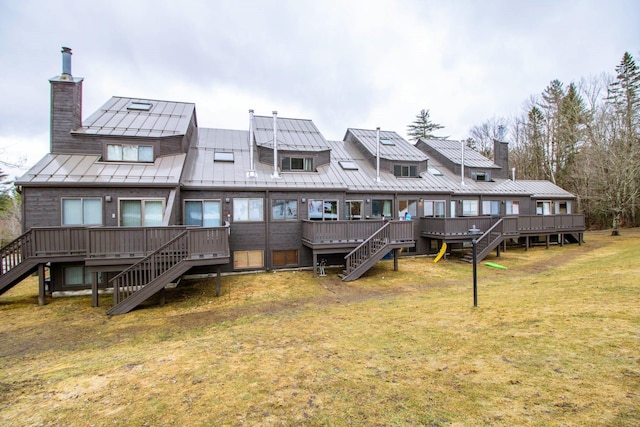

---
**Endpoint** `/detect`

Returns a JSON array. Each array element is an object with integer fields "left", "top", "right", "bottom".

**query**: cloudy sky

[{"left": 0, "top": 0, "right": 637, "bottom": 180}]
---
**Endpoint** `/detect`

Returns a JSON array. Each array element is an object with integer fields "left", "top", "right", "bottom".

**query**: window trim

[
  {"left": 118, "top": 198, "right": 165, "bottom": 227},
  {"left": 393, "top": 164, "right": 418, "bottom": 178},
  {"left": 281, "top": 156, "right": 313, "bottom": 171},
  {"left": 308, "top": 199, "right": 338, "bottom": 221},
  {"left": 272, "top": 199, "right": 298, "bottom": 221},
  {"left": 184, "top": 199, "right": 222, "bottom": 227},
  {"left": 423, "top": 200, "right": 446, "bottom": 218},
  {"left": 233, "top": 198, "right": 264, "bottom": 222},
  {"left": 61, "top": 197, "right": 103, "bottom": 225},
  {"left": 106, "top": 143, "right": 154, "bottom": 162}
]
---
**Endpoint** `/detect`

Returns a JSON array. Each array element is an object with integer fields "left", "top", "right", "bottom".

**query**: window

[
  {"left": 233, "top": 198, "right": 264, "bottom": 222},
  {"left": 127, "top": 101, "right": 152, "bottom": 111},
  {"left": 120, "top": 199, "right": 164, "bottom": 226},
  {"left": 556, "top": 201, "right": 571, "bottom": 214},
  {"left": 185, "top": 200, "right": 222, "bottom": 226},
  {"left": 393, "top": 165, "right": 418, "bottom": 177},
  {"left": 272, "top": 199, "right": 298, "bottom": 220},
  {"left": 282, "top": 157, "right": 313, "bottom": 171},
  {"left": 482, "top": 200, "right": 500, "bottom": 216},
  {"left": 339, "top": 161, "right": 359, "bottom": 170},
  {"left": 462, "top": 200, "right": 479, "bottom": 216},
  {"left": 424, "top": 200, "right": 446, "bottom": 218},
  {"left": 345, "top": 200, "right": 363, "bottom": 220},
  {"left": 399, "top": 200, "right": 418, "bottom": 219},
  {"left": 106, "top": 144, "right": 153, "bottom": 162},
  {"left": 428, "top": 167, "right": 443, "bottom": 176},
  {"left": 214, "top": 152, "right": 234, "bottom": 162},
  {"left": 308, "top": 200, "right": 338, "bottom": 221},
  {"left": 273, "top": 250, "right": 298, "bottom": 267},
  {"left": 234, "top": 250, "right": 264, "bottom": 269},
  {"left": 62, "top": 198, "right": 102, "bottom": 225},
  {"left": 64, "top": 266, "right": 102, "bottom": 287},
  {"left": 536, "top": 201, "right": 552, "bottom": 215},
  {"left": 472, "top": 171, "right": 490, "bottom": 181},
  {"left": 371, "top": 199, "right": 392, "bottom": 218},
  {"left": 380, "top": 138, "right": 395, "bottom": 146},
  {"left": 506, "top": 201, "right": 520, "bottom": 215}
]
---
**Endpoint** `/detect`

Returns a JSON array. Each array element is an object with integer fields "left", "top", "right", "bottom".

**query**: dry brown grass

[{"left": 1, "top": 230, "right": 639, "bottom": 426}]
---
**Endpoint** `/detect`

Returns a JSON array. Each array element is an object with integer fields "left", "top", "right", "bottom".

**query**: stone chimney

[
  {"left": 493, "top": 126, "right": 509, "bottom": 178},
  {"left": 49, "top": 47, "right": 84, "bottom": 153}
]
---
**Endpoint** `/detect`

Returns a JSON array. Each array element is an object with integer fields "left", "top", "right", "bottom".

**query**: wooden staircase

[
  {"left": 1, "top": 230, "right": 40, "bottom": 296},
  {"left": 340, "top": 222, "right": 411, "bottom": 282},
  {"left": 107, "top": 228, "right": 230, "bottom": 315},
  {"left": 460, "top": 219, "right": 505, "bottom": 263}
]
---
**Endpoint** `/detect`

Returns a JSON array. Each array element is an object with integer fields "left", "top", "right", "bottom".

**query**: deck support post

[
  {"left": 312, "top": 251, "right": 318, "bottom": 277},
  {"left": 496, "top": 243, "right": 500, "bottom": 258},
  {"left": 546, "top": 235, "right": 550, "bottom": 249},
  {"left": 37, "top": 263, "right": 46, "bottom": 306},
  {"left": 525, "top": 236, "right": 529, "bottom": 251},
  {"left": 579, "top": 232, "right": 583, "bottom": 246},
  {"left": 92, "top": 271, "right": 99, "bottom": 307},
  {"left": 216, "top": 265, "right": 222, "bottom": 297},
  {"left": 559, "top": 233, "right": 564, "bottom": 246},
  {"left": 393, "top": 248, "right": 399, "bottom": 271},
  {"left": 158, "top": 287, "right": 165, "bottom": 306}
]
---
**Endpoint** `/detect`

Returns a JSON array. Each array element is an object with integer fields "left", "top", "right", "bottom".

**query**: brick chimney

[{"left": 49, "top": 47, "right": 84, "bottom": 154}]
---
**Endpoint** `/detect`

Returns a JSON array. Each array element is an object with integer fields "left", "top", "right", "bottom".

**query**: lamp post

[{"left": 472, "top": 239, "right": 478, "bottom": 307}]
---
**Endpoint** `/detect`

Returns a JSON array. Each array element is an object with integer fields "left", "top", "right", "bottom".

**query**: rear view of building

[{"left": 0, "top": 48, "right": 585, "bottom": 314}]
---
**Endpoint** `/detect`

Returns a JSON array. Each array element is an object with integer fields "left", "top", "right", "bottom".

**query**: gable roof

[
  {"left": 421, "top": 138, "right": 500, "bottom": 169},
  {"left": 72, "top": 96, "right": 195, "bottom": 137},
  {"left": 345, "top": 129, "right": 428, "bottom": 162},
  {"left": 252, "top": 115, "right": 329, "bottom": 152}
]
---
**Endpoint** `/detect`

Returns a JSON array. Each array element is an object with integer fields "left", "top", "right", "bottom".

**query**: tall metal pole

[{"left": 472, "top": 239, "right": 478, "bottom": 307}]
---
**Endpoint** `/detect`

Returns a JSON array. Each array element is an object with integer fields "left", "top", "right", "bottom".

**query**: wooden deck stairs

[
  {"left": 1, "top": 230, "right": 42, "bottom": 296},
  {"left": 340, "top": 222, "right": 412, "bottom": 282},
  {"left": 107, "top": 229, "right": 229, "bottom": 315},
  {"left": 460, "top": 219, "right": 505, "bottom": 263}
]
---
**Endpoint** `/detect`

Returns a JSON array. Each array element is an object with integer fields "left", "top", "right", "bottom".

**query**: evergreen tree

[{"left": 407, "top": 109, "right": 444, "bottom": 142}]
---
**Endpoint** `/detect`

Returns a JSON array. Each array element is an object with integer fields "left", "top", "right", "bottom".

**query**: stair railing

[
  {"left": 344, "top": 221, "right": 392, "bottom": 275},
  {"left": 109, "top": 230, "right": 190, "bottom": 304},
  {"left": 1, "top": 229, "right": 34, "bottom": 275},
  {"left": 472, "top": 218, "right": 504, "bottom": 260}
]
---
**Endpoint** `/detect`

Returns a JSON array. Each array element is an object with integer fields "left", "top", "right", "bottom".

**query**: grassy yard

[{"left": 0, "top": 230, "right": 638, "bottom": 426}]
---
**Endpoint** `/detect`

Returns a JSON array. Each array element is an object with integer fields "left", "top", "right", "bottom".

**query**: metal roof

[
  {"left": 252, "top": 115, "right": 329, "bottom": 151},
  {"left": 422, "top": 138, "right": 500, "bottom": 169},
  {"left": 73, "top": 97, "right": 195, "bottom": 137},
  {"left": 16, "top": 153, "right": 185, "bottom": 186},
  {"left": 346, "top": 129, "right": 429, "bottom": 162}
]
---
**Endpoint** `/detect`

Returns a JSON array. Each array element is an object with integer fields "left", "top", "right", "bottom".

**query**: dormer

[
  {"left": 252, "top": 114, "right": 331, "bottom": 173},
  {"left": 415, "top": 138, "right": 502, "bottom": 182},
  {"left": 343, "top": 129, "right": 428, "bottom": 177}
]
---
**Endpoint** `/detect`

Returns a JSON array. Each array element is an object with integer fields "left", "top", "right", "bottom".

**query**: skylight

[
  {"left": 428, "top": 166, "right": 443, "bottom": 176},
  {"left": 127, "top": 102, "right": 153, "bottom": 111},
  {"left": 380, "top": 138, "right": 395, "bottom": 146},
  {"left": 339, "top": 161, "right": 359, "bottom": 170},
  {"left": 214, "top": 152, "right": 234, "bottom": 162}
]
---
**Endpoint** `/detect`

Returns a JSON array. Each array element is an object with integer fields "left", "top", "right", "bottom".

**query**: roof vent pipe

[
  {"left": 460, "top": 139, "right": 465, "bottom": 186},
  {"left": 272, "top": 111, "right": 280, "bottom": 179},
  {"left": 247, "top": 109, "right": 256, "bottom": 178},
  {"left": 512, "top": 167, "right": 516, "bottom": 181},
  {"left": 497, "top": 125, "right": 505, "bottom": 141},
  {"left": 61, "top": 47, "right": 72, "bottom": 79},
  {"left": 375, "top": 127, "right": 381, "bottom": 183}
]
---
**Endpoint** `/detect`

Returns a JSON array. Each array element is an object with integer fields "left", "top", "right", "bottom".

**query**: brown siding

[{"left": 22, "top": 186, "right": 177, "bottom": 230}]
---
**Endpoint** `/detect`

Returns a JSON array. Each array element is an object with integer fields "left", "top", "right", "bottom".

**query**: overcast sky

[{"left": 0, "top": 0, "right": 638, "bottom": 180}]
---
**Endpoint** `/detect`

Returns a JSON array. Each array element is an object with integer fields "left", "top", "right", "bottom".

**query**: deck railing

[
  {"left": 421, "top": 214, "right": 585, "bottom": 237},
  {"left": 87, "top": 226, "right": 188, "bottom": 259},
  {"left": 302, "top": 219, "right": 417, "bottom": 244}
]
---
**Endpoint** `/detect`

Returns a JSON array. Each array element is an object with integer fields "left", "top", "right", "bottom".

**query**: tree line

[{"left": 410, "top": 52, "right": 640, "bottom": 230}]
